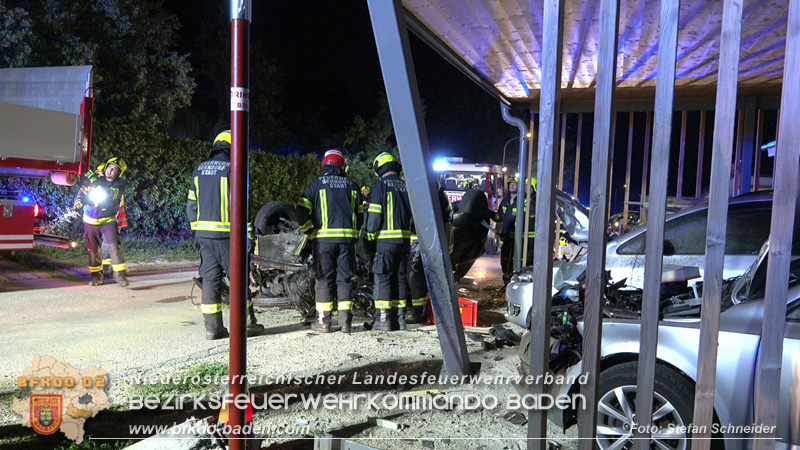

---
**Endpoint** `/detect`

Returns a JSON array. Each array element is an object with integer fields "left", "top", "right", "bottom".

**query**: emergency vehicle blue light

[
  {"left": 22, "top": 196, "right": 31, "bottom": 202},
  {"left": 433, "top": 159, "right": 448, "bottom": 171}
]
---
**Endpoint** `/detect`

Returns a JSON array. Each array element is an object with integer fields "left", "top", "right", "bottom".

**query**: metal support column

[
  {"left": 228, "top": 1, "right": 251, "bottom": 448},
  {"left": 502, "top": 105, "right": 529, "bottom": 272},
  {"left": 527, "top": 0, "right": 565, "bottom": 445},
  {"left": 366, "top": 0, "right": 471, "bottom": 377}
]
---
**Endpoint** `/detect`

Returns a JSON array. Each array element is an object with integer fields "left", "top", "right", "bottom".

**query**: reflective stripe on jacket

[
  {"left": 298, "top": 165, "right": 363, "bottom": 243},
  {"left": 366, "top": 174, "right": 412, "bottom": 245},
  {"left": 187, "top": 152, "right": 232, "bottom": 238}
]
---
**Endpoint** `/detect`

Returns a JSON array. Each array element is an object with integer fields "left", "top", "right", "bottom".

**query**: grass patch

[
  {"left": 22, "top": 235, "right": 198, "bottom": 268},
  {"left": 129, "top": 362, "right": 229, "bottom": 398},
  {"left": 56, "top": 439, "right": 132, "bottom": 450}
]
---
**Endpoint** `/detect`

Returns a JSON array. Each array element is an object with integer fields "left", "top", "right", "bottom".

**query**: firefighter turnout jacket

[
  {"left": 366, "top": 174, "right": 413, "bottom": 246},
  {"left": 187, "top": 152, "right": 233, "bottom": 238},
  {"left": 76, "top": 177, "right": 128, "bottom": 228},
  {"left": 298, "top": 165, "right": 363, "bottom": 242}
]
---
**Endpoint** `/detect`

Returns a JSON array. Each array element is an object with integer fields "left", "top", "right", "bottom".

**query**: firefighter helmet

[
  {"left": 104, "top": 157, "right": 127, "bottom": 177},
  {"left": 322, "top": 149, "right": 346, "bottom": 168},
  {"left": 373, "top": 152, "right": 397, "bottom": 176},
  {"left": 210, "top": 130, "right": 232, "bottom": 156}
]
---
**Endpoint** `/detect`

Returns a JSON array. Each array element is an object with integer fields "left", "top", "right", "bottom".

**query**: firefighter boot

[
  {"left": 406, "top": 305, "right": 430, "bottom": 324},
  {"left": 397, "top": 308, "right": 407, "bottom": 331},
  {"left": 88, "top": 272, "right": 104, "bottom": 287},
  {"left": 204, "top": 313, "right": 229, "bottom": 340},
  {"left": 246, "top": 305, "right": 266, "bottom": 336},
  {"left": 338, "top": 310, "right": 353, "bottom": 334},
  {"left": 114, "top": 270, "right": 129, "bottom": 287},
  {"left": 311, "top": 311, "right": 332, "bottom": 333},
  {"left": 372, "top": 308, "right": 393, "bottom": 331}
]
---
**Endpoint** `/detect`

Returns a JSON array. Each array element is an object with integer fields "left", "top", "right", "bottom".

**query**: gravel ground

[{"left": 108, "top": 306, "right": 579, "bottom": 449}]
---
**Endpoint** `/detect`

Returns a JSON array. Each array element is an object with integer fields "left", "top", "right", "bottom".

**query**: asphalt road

[{"left": 0, "top": 254, "right": 505, "bottom": 394}]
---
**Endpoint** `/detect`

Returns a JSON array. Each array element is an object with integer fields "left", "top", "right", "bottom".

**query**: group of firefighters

[{"left": 77, "top": 130, "right": 534, "bottom": 340}]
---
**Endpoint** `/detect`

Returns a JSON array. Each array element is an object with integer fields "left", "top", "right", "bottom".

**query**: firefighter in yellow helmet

[
  {"left": 74, "top": 156, "right": 129, "bottom": 287},
  {"left": 366, "top": 152, "right": 413, "bottom": 331},
  {"left": 297, "top": 149, "right": 363, "bottom": 333},
  {"left": 187, "top": 130, "right": 265, "bottom": 340}
]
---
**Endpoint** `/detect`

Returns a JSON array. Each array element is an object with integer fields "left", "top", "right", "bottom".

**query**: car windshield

[{"left": 731, "top": 237, "right": 800, "bottom": 303}]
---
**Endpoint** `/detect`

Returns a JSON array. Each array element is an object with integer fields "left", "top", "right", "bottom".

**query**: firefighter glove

[{"left": 74, "top": 197, "right": 83, "bottom": 210}]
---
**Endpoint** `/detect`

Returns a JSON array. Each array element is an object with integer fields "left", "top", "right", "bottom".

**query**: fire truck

[{"left": 0, "top": 66, "right": 94, "bottom": 251}]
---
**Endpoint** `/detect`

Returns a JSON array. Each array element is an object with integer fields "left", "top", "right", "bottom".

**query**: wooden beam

[
  {"left": 527, "top": 0, "right": 565, "bottom": 445},
  {"left": 754, "top": 109, "right": 763, "bottom": 190},
  {"left": 574, "top": 112, "right": 583, "bottom": 199},
  {"left": 695, "top": 110, "right": 707, "bottom": 197},
  {"left": 522, "top": 114, "right": 537, "bottom": 267},
  {"left": 576, "top": 0, "right": 619, "bottom": 448},
  {"left": 733, "top": 110, "right": 745, "bottom": 195},
  {"left": 753, "top": 0, "right": 800, "bottom": 446},
  {"left": 624, "top": 112, "right": 634, "bottom": 226},
  {"left": 558, "top": 113, "right": 567, "bottom": 190},
  {"left": 641, "top": 111, "right": 652, "bottom": 224},
  {"left": 633, "top": 0, "right": 680, "bottom": 446},
  {"left": 692, "top": 0, "right": 744, "bottom": 447},
  {"left": 677, "top": 110, "right": 688, "bottom": 198},
  {"left": 740, "top": 96, "right": 758, "bottom": 193},
  {"left": 607, "top": 112, "right": 617, "bottom": 218}
]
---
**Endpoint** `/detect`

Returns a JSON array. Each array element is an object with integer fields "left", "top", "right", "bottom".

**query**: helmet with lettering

[{"left": 322, "top": 149, "right": 346, "bottom": 169}]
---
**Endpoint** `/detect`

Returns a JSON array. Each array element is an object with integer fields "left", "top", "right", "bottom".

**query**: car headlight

[{"left": 512, "top": 272, "right": 534, "bottom": 283}]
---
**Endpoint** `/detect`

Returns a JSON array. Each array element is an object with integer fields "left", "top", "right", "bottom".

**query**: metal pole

[
  {"left": 229, "top": 1, "right": 251, "bottom": 448},
  {"left": 366, "top": 0, "right": 471, "bottom": 377},
  {"left": 501, "top": 104, "right": 529, "bottom": 272}
]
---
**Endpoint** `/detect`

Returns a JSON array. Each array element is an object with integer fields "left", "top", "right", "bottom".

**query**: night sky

[{"left": 166, "top": 0, "right": 515, "bottom": 164}]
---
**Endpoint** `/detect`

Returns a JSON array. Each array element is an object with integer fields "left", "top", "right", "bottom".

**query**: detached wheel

[
  {"left": 254, "top": 201, "right": 298, "bottom": 235},
  {"left": 587, "top": 362, "right": 693, "bottom": 450}
]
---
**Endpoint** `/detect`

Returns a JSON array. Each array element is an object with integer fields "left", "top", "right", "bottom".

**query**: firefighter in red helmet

[{"left": 298, "top": 149, "right": 364, "bottom": 333}]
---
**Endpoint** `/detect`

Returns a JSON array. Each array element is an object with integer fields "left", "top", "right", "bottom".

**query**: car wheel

[
  {"left": 254, "top": 201, "right": 298, "bottom": 236},
  {"left": 588, "top": 361, "right": 694, "bottom": 450}
]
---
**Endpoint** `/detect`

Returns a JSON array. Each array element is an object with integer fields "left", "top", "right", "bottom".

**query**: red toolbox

[{"left": 427, "top": 297, "right": 478, "bottom": 327}]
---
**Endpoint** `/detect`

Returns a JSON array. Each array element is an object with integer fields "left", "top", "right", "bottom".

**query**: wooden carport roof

[{"left": 403, "top": 0, "right": 788, "bottom": 104}]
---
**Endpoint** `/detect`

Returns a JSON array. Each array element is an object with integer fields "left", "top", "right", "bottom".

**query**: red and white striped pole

[{"left": 229, "top": 1, "right": 250, "bottom": 448}]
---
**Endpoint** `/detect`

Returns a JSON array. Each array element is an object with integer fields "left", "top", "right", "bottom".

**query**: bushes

[{"left": 0, "top": 122, "right": 325, "bottom": 238}]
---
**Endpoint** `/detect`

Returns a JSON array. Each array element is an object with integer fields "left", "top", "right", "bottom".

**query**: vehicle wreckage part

[{"left": 254, "top": 201, "right": 298, "bottom": 235}]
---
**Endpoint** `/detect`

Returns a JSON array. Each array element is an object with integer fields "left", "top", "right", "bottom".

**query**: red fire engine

[{"left": 0, "top": 66, "right": 94, "bottom": 251}]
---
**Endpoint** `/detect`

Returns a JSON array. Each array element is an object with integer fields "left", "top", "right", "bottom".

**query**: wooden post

[
  {"left": 754, "top": 109, "right": 763, "bottom": 191},
  {"left": 607, "top": 112, "right": 617, "bottom": 218},
  {"left": 740, "top": 96, "right": 758, "bottom": 193},
  {"left": 677, "top": 110, "right": 688, "bottom": 198},
  {"left": 753, "top": 0, "right": 800, "bottom": 446},
  {"left": 558, "top": 113, "right": 567, "bottom": 190},
  {"left": 695, "top": 110, "right": 707, "bottom": 197},
  {"left": 641, "top": 111, "right": 652, "bottom": 224},
  {"left": 623, "top": 112, "right": 634, "bottom": 227},
  {"left": 574, "top": 112, "right": 583, "bottom": 199},
  {"left": 633, "top": 0, "right": 680, "bottom": 447},
  {"left": 692, "top": 0, "right": 744, "bottom": 447},
  {"left": 733, "top": 110, "right": 745, "bottom": 195},
  {"left": 527, "top": 0, "right": 565, "bottom": 445},
  {"left": 576, "top": 0, "right": 619, "bottom": 448},
  {"left": 522, "top": 114, "right": 537, "bottom": 267}
]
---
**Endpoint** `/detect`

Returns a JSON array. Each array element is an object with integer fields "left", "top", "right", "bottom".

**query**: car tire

[
  {"left": 254, "top": 201, "right": 298, "bottom": 235},
  {"left": 585, "top": 361, "right": 697, "bottom": 450}
]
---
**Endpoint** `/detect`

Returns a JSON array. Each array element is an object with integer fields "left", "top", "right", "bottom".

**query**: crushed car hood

[{"left": 555, "top": 191, "right": 589, "bottom": 244}]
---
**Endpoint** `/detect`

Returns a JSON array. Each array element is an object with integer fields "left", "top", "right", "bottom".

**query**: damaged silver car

[
  {"left": 516, "top": 237, "right": 800, "bottom": 450},
  {"left": 506, "top": 192, "right": 774, "bottom": 328}
]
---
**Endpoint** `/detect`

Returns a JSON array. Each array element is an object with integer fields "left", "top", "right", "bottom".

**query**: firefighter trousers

[
  {"left": 407, "top": 240, "right": 428, "bottom": 308},
  {"left": 312, "top": 241, "right": 355, "bottom": 313},
  {"left": 374, "top": 243, "right": 409, "bottom": 310},
  {"left": 84, "top": 222, "right": 126, "bottom": 274}
]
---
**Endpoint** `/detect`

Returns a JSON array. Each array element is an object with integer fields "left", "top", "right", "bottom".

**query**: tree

[{"left": 0, "top": 0, "right": 195, "bottom": 129}]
